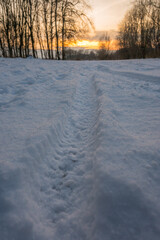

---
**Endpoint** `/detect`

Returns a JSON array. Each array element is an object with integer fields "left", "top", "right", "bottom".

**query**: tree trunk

[{"left": 55, "top": 0, "right": 60, "bottom": 60}]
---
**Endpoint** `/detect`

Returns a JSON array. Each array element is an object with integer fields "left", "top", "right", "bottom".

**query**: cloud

[{"left": 87, "top": 30, "right": 118, "bottom": 41}]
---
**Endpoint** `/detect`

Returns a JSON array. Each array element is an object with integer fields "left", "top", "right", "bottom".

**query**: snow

[{"left": 0, "top": 58, "right": 160, "bottom": 240}]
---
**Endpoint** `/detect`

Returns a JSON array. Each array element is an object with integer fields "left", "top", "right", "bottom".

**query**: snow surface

[{"left": 0, "top": 58, "right": 160, "bottom": 240}]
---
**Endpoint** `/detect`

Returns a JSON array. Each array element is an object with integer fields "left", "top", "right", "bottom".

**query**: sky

[
  {"left": 70, "top": 0, "right": 134, "bottom": 50},
  {"left": 91, "top": 0, "right": 133, "bottom": 31}
]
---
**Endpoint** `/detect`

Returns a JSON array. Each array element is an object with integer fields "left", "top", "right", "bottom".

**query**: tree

[
  {"left": 98, "top": 32, "right": 111, "bottom": 60},
  {"left": 59, "top": 0, "right": 93, "bottom": 60},
  {"left": 0, "top": 0, "right": 92, "bottom": 59},
  {"left": 117, "top": 0, "right": 160, "bottom": 59}
]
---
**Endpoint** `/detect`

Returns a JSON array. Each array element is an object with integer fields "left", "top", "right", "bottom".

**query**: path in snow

[{"left": 39, "top": 71, "right": 99, "bottom": 239}]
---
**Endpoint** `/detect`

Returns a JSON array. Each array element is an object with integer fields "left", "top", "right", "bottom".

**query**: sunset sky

[
  {"left": 91, "top": 0, "right": 132, "bottom": 31},
  {"left": 72, "top": 0, "right": 133, "bottom": 50}
]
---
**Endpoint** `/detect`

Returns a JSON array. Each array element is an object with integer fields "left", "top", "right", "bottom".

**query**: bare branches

[
  {"left": 117, "top": 0, "right": 160, "bottom": 59},
  {"left": 0, "top": 0, "right": 92, "bottom": 59},
  {"left": 60, "top": 0, "right": 93, "bottom": 60}
]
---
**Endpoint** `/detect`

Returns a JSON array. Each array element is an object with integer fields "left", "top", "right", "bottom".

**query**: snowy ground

[{"left": 0, "top": 58, "right": 160, "bottom": 240}]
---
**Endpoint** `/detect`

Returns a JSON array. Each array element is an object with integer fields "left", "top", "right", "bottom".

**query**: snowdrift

[{"left": 0, "top": 58, "right": 160, "bottom": 240}]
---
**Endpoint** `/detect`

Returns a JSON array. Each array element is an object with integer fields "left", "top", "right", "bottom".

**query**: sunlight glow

[
  {"left": 71, "top": 40, "right": 99, "bottom": 49},
  {"left": 36, "top": 39, "right": 119, "bottom": 51},
  {"left": 67, "top": 39, "right": 118, "bottom": 50}
]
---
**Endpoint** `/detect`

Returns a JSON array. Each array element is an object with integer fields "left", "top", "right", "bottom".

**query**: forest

[
  {"left": 0, "top": 0, "right": 92, "bottom": 59},
  {"left": 0, "top": 0, "right": 160, "bottom": 59},
  {"left": 117, "top": 0, "right": 160, "bottom": 59}
]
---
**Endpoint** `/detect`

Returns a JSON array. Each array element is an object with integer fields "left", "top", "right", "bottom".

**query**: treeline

[
  {"left": 0, "top": 0, "right": 92, "bottom": 59},
  {"left": 117, "top": 0, "right": 160, "bottom": 59},
  {"left": 64, "top": 48, "right": 113, "bottom": 60},
  {"left": 1, "top": 0, "right": 160, "bottom": 60}
]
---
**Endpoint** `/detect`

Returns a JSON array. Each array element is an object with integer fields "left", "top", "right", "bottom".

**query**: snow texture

[{"left": 0, "top": 58, "right": 160, "bottom": 240}]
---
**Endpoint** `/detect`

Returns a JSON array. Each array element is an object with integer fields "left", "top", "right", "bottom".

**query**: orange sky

[
  {"left": 37, "top": 1, "right": 132, "bottom": 51},
  {"left": 69, "top": 0, "right": 133, "bottom": 50},
  {"left": 68, "top": 39, "right": 119, "bottom": 51}
]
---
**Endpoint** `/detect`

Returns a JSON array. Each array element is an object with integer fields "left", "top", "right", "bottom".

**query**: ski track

[
  {"left": 0, "top": 59, "right": 160, "bottom": 240},
  {"left": 38, "top": 71, "right": 99, "bottom": 239}
]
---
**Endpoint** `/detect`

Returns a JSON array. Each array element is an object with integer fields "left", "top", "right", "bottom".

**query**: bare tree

[
  {"left": 98, "top": 32, "right": 111, "bottom": 60},
  {"left": 60, "top": 0, "right": 93, "bottom": 60},
  {"left": 0, "top": 0, "right": 92, "bottom": 59},
  {"left": 117, "top": 0, "right": 160, "bottom": 59}
]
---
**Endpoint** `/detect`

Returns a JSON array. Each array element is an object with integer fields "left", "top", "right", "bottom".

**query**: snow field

[{"left": 0, "top": 58, "right": 160, "bottom": 239}]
